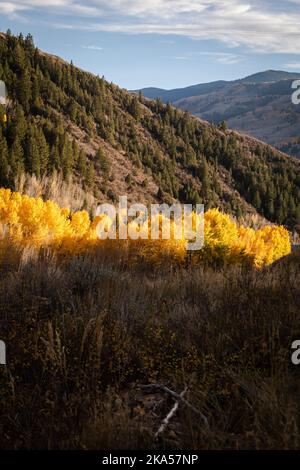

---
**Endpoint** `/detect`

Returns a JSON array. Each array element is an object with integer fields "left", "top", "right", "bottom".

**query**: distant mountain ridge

[
  {"left": 135, "top": 70, "right": 300, "bottom": 157},
  {"left": 135, "top": 80, "right": 228, "bottom": 102},
  {"left": 1, "top": 32, "right": 300, "bottom": 230},
  {"left": 136, "top": 70, "right": 300, "bottom": 98},
  {"left": 239, "top": 70, "right": 300, "bottom": 84}
]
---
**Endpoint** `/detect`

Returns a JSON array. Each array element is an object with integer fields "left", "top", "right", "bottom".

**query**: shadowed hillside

[{"left": 0, "top": 32, "right": 300, "bottom": 229}]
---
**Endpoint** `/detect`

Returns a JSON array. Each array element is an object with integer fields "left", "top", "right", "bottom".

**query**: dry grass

[
  {"left": 0, "top": 248, "right": 299, "bottom": 449},
  {"left": 14, "top": 172, "right": 97, "bottom": 213}
]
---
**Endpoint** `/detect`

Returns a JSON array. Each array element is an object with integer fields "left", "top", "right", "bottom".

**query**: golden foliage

[{"left": 0, "top": 188, "right": 291, "bottom": 267}]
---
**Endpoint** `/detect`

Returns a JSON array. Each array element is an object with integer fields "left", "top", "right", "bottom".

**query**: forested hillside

[
  {"left": 137, "top": 71, "right": 300, "bottom": 158},
  {"left": 0, "top": 31, "right": 300, "bottom": 229}
]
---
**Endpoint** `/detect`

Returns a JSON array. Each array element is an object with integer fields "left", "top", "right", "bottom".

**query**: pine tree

[
  {"left": 77, "top": 150, "right": 87, "bottom": 178},
  {"left": 95, "top": 147, "right": 110, "bottom": 176},
  {"left": 10, "top": 136, "right": 24, "bottom": 175},
  {"left": 253, "top": 190, "right": 262, "bottom": 210},
  {"left": 85, "top": 163, "right": 95, "bottom": 189},
  {"left": 25, "top": 128, "right": 40, "bottom": 176},
  {"left": 17, "top": 69, "right": 32, "bottom": 112},
  {"left": 201, "top": 158, "right": 210, "bottom": 198},
  {"left": 0, "top": 130, "right": 9, "bottom": 185},
  {"left": 61, "top": 136, "right": 73, "bottom": 179},
  {"left": 36, "top": 128, "right": 49, "bottom": 175}
]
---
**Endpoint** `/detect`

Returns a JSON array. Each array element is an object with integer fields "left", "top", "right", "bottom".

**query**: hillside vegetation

[
  {"left": 0, "top": 188, "right": 291, "bottom": 268},
  {"left": 0, "top": 239, "right": 299, "bottom": 449},
  {"left": 0, "top": 187, "right": 295, "bottom": 451},
  {"left": 0, "top": 32, "right": 300, "bottom": 452},
  {"left": 137, "top": 70, "right": 300, "bottom": 159},
  {"left": 0, "top": 32, "right": 300, "bottom": 231}
]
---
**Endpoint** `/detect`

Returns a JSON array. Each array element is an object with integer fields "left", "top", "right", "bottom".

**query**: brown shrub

[{"left": 0, "top": 249, "right": 300, "bottom": 449}]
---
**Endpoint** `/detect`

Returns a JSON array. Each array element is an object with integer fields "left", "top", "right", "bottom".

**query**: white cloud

[
  {"left": 82, "top": 45, "right": 103, "bottom": 50},
  {"left": 285, "top": 63, "right": 300, "bottom": 70},
  {"left": 0, "top": 0, "right": 100, "bottom": 16},
  {"left": 95, "top": 0, "right": 208, "bottom": 18},
  {"left": 0, "top": 2, "right": 26, "bottom": 14},
  {"left": 191, "top": 51, "right": 243, "bottom": 64},
  {"left": 1, "top": 1, "right": 300, "bottom": 54},
  {"left": 159, "top": 39, "right": 175, "bottom": 45},
  {"left": 174, "top": 56, "right": 189, "bottom": 60}
]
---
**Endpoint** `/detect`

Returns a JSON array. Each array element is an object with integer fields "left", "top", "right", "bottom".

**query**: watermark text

[
  {"left": 0, "top": 80, "right": 7, "bottom": 105},
  {"left": 0, "top": 340, "right": 6, "bottom": 365},
  {"left": 95, "top": 197, "right": 204, "bottom": 251},
  {"left": 291, "top": 80, "right": 300, "bottom": 105}
]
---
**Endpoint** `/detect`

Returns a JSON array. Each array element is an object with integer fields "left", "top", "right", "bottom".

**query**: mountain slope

[
  {"left": 240, "top": 70, "right": 300, "bottom": 84},
  {"left": 136, "top": 71, "right": 300, "bottom": 158},
  {"left": 0, "top": 32, "right": 300, "bottom": 230},
  {"left": 136, "top": 80, "right": 227, "bottom": 102}
]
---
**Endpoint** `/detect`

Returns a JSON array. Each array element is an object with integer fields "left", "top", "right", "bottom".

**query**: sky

[{"left": 1, "top": 0, "right": 300, "bottom": 90}]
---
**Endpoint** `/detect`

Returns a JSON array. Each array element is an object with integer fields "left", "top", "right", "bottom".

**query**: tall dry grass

[
  {"left": 14, "top": 172, "right": 97, "bottom": 213},
  {"left": 0, "top": 248, "right": 299, "bottom": 449}
]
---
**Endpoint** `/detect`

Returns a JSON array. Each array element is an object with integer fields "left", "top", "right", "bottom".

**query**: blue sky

[{"left": 1, "top": 1, "right": 300, "bottom": 89}]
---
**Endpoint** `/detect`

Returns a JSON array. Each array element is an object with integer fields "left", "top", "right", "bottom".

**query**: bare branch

[
  {"left": 154, "top": 387, "right": 187, "bottom": 440},
  {"left": 140, "top": 383, "right": 209, "bottom": 427}
]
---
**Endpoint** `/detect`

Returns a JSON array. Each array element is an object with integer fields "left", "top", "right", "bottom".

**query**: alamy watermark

[
  {"left": 291, "top": 340, "right": 300, "bottom": 365},
  {"left": 0, "top": 340, "right": 6, "bottom": 365},
  {"left": 0, "top": 80, "right": 7, "bottom": 105},
  {"left": 291, "top": 80, "right": 300, "bottom": 105},
  {"left": 95, "top": 197, "right": 204, "bottom": 251}
]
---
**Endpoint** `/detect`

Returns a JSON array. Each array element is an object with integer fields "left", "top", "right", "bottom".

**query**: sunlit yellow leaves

[{"left": 0, "top": 188, "right": 291, "bottom": 268}]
